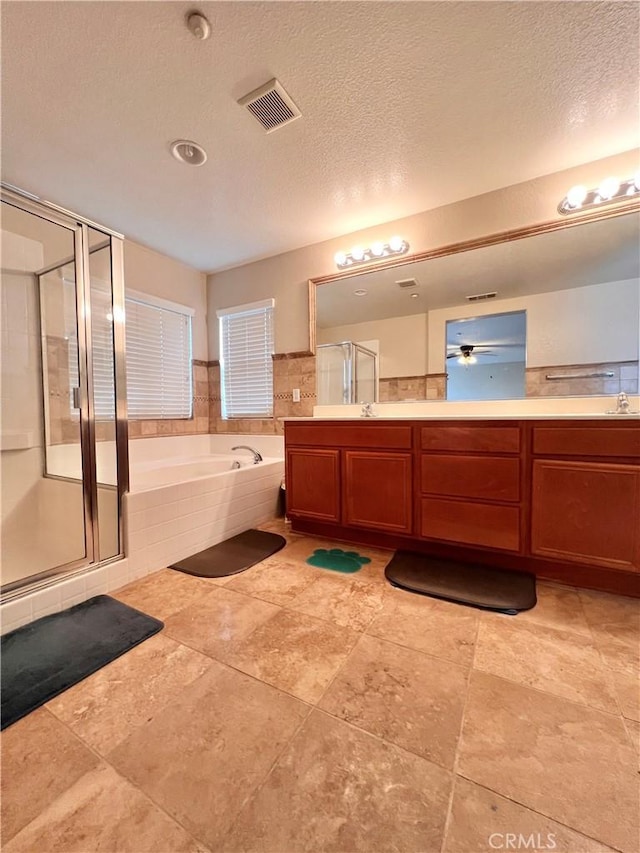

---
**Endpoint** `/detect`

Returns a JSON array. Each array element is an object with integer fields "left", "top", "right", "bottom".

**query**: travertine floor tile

[
  {"left": 222, "top": 608, "right": 360, "bottom": 703},
  {"left": 3, "top": 764, "right": 207, "bottom": 853},
  {"left": 320, "top": 634, "right": 467, "bottom": 768},
  {"left": 475, "top": 616, "right": 619, "bottom": 713},
  {"left": 367, "top": 586, "right": 478, "bottom": 667},
  {"left": 458, "top": 672, "right": 638, "bottom": 853},
  {"left": 288, "top": 573, "right": 386, "bottom": 631},
  {"left": 112, "top": 568, "right": 220, "bottom": 621},
  {"left": 579, "top": 589, "right": 640, "bottom": 675},
  {"left": 108, "top": 664, "right": 307, "bottom": 851},
  {"left": 444, "top": 777, "right": 616, "bottom": 853},
  {"left": 504, "top": 582, "right": 592, "bottom": 636},
  {"left": 222, "top": 710, "right": 452, "bottom": 853},
  {"left": 163, "top": 586, "right": 279, "bottom": 659},
  {"left": 0, "top": 708, "right": 99, "bottom": 844},
  {"left": 608, "top": 666, "right": 640, "bottom": 721},
  {"left": 46, "top": 634, "right": 212, "bottom": 753},
  {"left": 224, "top": 557, "right": 318, "bottom": 606}
]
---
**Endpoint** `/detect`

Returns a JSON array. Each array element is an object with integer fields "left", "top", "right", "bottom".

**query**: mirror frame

[{"left": 308, "top": 200, "right": 640, "bottom": 355}]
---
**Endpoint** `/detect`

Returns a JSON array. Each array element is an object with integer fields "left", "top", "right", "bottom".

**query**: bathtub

[{"left": 124, "top": 446, "right": 284, "bottom": 580}]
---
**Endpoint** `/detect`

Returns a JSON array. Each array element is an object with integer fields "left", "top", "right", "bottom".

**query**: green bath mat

[{"left": 306, "top": 548, "right": 371, "bottom": 574}]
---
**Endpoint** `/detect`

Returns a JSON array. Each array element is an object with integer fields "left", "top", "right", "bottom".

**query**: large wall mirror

[{"left": 311, "top": 209, "right": 640, "bottom": 404}]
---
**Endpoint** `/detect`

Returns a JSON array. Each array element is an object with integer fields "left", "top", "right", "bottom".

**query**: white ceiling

[
  {"left": 1, "top": 1, "right": 638, "bottom": 272},
  {"left": 316, "top": 211, "right": 640, "bottom": 327}
]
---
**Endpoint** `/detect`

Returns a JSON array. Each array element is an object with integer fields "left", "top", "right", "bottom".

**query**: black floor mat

[
  {"left": 385, "top": 551, "right": 536, "bottom": 614},
  {"left": 171, "top": 528, "right": 286, "bottom": 579},
  {"left": 1, "top": 595, "right": 163, "bottom": 730}
]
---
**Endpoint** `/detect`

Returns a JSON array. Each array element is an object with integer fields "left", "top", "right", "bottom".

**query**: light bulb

[
  {"left": 566, "top": 185, "right": 587, "bottom": 208},
  {"left": 389, "top": 236, "right": 404, "bottom": 252},
  {"left": 334, "top": 251, "right": 347, "bottom": 267},
  {"left": 351, "top": 246, "right": 365, "bottom": 261},
  {"left": 598, "top": 176, "right": 620, "bottom": 200},
  {"left": 370, "top": 242, "right": 385, "bottom": 256}
]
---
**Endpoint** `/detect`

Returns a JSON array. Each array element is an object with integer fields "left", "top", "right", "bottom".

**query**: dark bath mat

[
  {"left": 171, "top": 528, "right": 286, "bottom": 579},
  {"left": 385, "top": 551, "right": 536, "bottom": 614},
  {"left": 1, "top": 595, "right": 163, "bottom": 730}
]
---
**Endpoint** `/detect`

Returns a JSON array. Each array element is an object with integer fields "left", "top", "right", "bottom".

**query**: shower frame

[
  {"left": 316, "top": 340, "right": 379, "bottom": 404},
  {"left": 1, "top": 184, "right": 129, "bottom": 600}
]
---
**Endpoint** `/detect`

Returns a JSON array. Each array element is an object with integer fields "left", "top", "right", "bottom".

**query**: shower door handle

[{"left": 72, "top": 387, "right": 81, "bottom": 409}]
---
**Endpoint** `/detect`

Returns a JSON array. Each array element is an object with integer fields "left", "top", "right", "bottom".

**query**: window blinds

[
  {"left": 126, "top": 296, "right": 193, "bottom": 419},
  {"left": 218, "top": 299, "right": 274, "bottom": 418}
]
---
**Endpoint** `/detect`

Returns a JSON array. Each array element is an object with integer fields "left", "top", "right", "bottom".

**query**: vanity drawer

[
  {"left": 286, "top": 422, "right": 412, "bottom": 450},
  {"left": 421, "top": 454, "right": 520, "bottom": 502},
  {"left": 420, "top": 497, "right": 521, "bottom": 552},
  {"left": 420, "top": 424, "right": 521, "bottom": 454},
  {"left": 532, "top": 427, "right": 640, "bottom": 459}
]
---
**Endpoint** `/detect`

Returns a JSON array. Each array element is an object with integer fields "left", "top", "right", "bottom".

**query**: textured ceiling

[
  {"left": 316, "top": 211, "right": 640, "bottom": 327},
  {"left": 2, "top": 1, "right": 638, "bottom": 271}
]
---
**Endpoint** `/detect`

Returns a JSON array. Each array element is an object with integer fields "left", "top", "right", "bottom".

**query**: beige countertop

[{"left": 281, "top": 414, "right": 640, "bottom": 421}]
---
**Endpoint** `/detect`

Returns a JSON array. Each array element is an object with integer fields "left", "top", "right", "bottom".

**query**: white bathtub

[
  {"left": 131, "top": 454, "right": 268, "bottom": 491},
  {"left": 124, "top": 445, "right": 284, "bottom": 580}
]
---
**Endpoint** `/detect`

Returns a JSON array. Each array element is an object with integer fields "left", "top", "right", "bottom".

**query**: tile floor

[{"left": 1, "top": 519, "right": 638, "bottom": 853}]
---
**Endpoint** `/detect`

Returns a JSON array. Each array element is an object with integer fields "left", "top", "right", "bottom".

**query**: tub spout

[{"left": 232, "top": 445, "right": 263, "bottom": 464}]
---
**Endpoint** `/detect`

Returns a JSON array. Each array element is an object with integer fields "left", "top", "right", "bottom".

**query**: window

[
  {"left": 218, "top": 299, "right": 274, "bottom": 418},
  {"left": 126, "top": 291, "right": 193, "bottom": 419}
]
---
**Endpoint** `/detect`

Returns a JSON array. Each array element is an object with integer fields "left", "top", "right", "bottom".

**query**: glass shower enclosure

[
  {"left": 1, "top": 185, "right": 128, "bottom": 597},
  {"left": 316, "top": 341, "right": 378, "bottom": 405}
]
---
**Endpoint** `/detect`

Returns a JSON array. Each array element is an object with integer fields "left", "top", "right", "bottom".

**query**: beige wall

[
  {"left": 428, "top": 279, "right": 639, "bottom": 373},
  {"left": 207, "top": 149, "right": 639, "bottom": 358},
  {"left": 123, "top": 241, "right": 208, "bottom": 361},
  {"left": 318, "top": 314, "right": 428, "bottom": 377}
]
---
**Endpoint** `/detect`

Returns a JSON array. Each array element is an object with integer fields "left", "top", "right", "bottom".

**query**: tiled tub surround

[
  {"left": 379, "top": 373, "right": 447, "bottom": 402},
  {"left": 0, "top": 435, "right": 284, "bottom": 634},
  {"left": 1, "top": 520, "right": 638, "bottom": 852},
  {"left": 209, "top": 352, "right": 317, "bottom": 435},
  {"left": 127, "top": 360, "right": 211, "bottom": 439},
  {"left": 526, "top": 360, "right": 639, "bottom": 397}
]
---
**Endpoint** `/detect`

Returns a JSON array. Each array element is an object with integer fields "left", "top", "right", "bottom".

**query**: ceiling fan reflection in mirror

[{"left": 447, "top": 343, "right": 519, "bottom": 365}]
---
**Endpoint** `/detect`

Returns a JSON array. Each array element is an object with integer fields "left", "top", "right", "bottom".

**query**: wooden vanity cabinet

[
  {"left": 418, "top": 423, "right": 523, "bottom": 552},
  {"left": 530, "top": 424, "right": 640, "bottom": 573},
  {"left": 284, "top": 419, "right": 640, "bottom": 596}
]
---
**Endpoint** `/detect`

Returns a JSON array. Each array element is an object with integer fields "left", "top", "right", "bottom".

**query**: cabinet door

[
  {"left": 531, "top": 460, "right": 640, "bottom": 571},
  {"left": 286, "top": 448, "right": 340, "bottom": 523},
  {"left": 344, "top": 451, "right": 412, "bottom": 534}
]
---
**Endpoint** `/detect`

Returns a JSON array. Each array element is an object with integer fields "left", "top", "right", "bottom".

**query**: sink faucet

[
  {"left": 360, "top": 402, "right": 376, "bottom": 418},
  {"left": 232, "top": 445, "right": 263, "bottom": 463},
  {"left": 606, "top": 391, "right": 638, "bottom": 415},
  {"left": 615, "top": 392, "right": 631, "bottom": 414}
]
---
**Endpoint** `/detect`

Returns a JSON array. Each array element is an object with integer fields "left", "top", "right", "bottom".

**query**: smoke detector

[
  {"left": 466, "top": 291, "right": 497, "bottom": 302},
  {"left": 396, "top": 278, "right": 419, "bottom": 289},
  {"left": 238, "top": 79, "right": 301, "bottom": 133}
]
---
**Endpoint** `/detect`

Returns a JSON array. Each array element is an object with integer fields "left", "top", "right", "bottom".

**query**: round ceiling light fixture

[
  {"left": 186, "top": 11, "right": 211, "bottom": 40},
  {"left": 170, "top": 139, "right": 207, "bottom": 166},
  {"left": 354, "top": 289, "right": 368, "bottom": 296}
]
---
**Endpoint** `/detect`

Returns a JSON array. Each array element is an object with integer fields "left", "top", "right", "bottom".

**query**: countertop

[{"left": 281, "top": 414, "right": 640, "bottom": 421}]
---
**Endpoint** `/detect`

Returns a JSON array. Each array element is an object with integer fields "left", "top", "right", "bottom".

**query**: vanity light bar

[
  {"left": 334, "top": 237, "right": 409, "bottom": 269},
  {"left": 558, "top": 173, "right": 640, "bottom": 215}
]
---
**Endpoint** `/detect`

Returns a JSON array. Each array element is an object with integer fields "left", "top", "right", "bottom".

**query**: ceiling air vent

[
  {"left": 396, "top": 278, "right": 419, "bottom": 289},
  {"left": 466, "top": 291, "right": 497, "bottom": 302},
  {"left": 238, "top": 79, "right": 301, "bottom": 133}
]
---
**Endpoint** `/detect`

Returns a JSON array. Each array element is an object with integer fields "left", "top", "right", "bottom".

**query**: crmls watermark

[{"left": 488, "top": 833, "right": 557, "bottom": 850}]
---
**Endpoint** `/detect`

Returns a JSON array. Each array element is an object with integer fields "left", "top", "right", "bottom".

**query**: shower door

[{"left": 0, "top": 187, "right": 128, "bottom": 595}]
